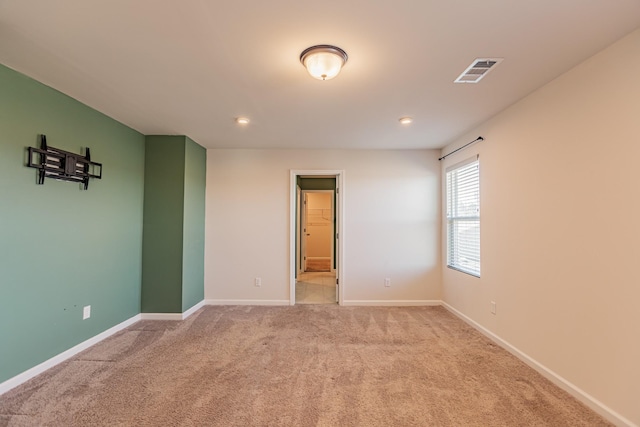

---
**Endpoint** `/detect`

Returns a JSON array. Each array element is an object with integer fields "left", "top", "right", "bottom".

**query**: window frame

[{"left": 445, "top": 157, "right": 481, "bottom": 277}]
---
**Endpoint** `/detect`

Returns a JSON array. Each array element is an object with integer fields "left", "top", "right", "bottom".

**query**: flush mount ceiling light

[
  {"left": 300, "top": 45, "right": 348, "bottom": 81},
  {"left": 399, "top": 117, "right": 413, "bottom": 125},
  {"left": 235, "top": 117, "right": 250, "bottom": 125}
]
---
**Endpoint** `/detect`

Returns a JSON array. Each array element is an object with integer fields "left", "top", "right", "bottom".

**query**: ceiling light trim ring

[{"left": 300, "top": 45, "right": 348, "bottom": 64}]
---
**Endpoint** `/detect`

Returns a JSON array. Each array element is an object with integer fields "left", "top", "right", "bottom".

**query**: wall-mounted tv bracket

[{"left": 27, "top": 134, "right": 102, "bottom": 189}]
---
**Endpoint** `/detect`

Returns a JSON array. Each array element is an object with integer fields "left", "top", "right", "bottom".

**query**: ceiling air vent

[{"left": 454, "top": 58, "right": 503, "bottom": 83}]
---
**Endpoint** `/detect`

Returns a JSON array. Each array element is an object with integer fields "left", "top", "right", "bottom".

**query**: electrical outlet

[
  {"left": 490, "top": 301, "right": 496, "bottom": 315},
  {"left": 83, "top": 305, "right": 91, "bottom": 320},
  {"left": 384, "top": 278, "right": 391, "bottom": 287},
  {"left": 255, "top": 277, "right": 262, "bottom": 287}
]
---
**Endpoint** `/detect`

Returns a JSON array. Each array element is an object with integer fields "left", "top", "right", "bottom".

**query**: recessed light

[
  {"left": 236, "top": 117, "right": 250, "bottom": 125},
  {"left": 399, "top": 117, "right": 413, "bottom": 125}
]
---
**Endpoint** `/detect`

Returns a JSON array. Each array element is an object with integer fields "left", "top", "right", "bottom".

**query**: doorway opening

[
  {"left": 297, "top": 190, "right": 335, "bottom": 304},
  {"left": 301, "top": 191, "right": 334, "bottom": 273},
  {"left": 290, "top": 170, "right": 344, "bottom": 305}
]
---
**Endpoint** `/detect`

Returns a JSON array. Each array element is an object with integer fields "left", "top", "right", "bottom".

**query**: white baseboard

[
  {"left": 441, "top": 302, "right": 635, "bottom": 427},
  {"left": 140, "top": 313, "right": 183, "bottom": 320},
  {"left": 206, "top": 299, "right": 440, "bottom": 307},
  {"left": 0, "top": 314, "right": 141, "bottom": 396},
  {"left": 1, "top": 302, "right": 208, "bottom": 396},
  {"left": 205, "top": 299, "right": 290, "bottom": 306},
  {"left": 342, "top": 300, "right": 441, "bottom": 306},
  {"left": 140, "top": 300, "right": 206, "bottom": 321},
  {"left": 4, "top": 301, "right": 631, "bottom": 426},
  {"left": 182, "top": 300, "right": 206, "bottom": 318}
]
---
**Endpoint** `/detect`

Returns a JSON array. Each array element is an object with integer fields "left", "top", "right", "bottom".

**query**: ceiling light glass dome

[{"left": 300, "top": 45, "right": 348, "bottom": 81}]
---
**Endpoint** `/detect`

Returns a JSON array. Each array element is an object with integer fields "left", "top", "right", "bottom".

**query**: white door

[
  {"left": 334, "top": 185, "right": 339, "bottom": 301},
  {"left": 296, "top": 185, "right": 302, "bottom": 276},
  {"left": 301, "top": 192, "right": 308, "bottom": 272}
]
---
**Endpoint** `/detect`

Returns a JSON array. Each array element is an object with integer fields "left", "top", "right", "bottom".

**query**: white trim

[
  {"left": 5, "top": 301, "right": 626, "bottom": 426},
  {"left": 182, "top": 300, "right": 206, "bottom": 318},
  {"left": 342, "top": 300, "right": 442, "bottom": 306},
  {"left": 441, "top": 302, "right": 635, "bottom": 427},
  {"left": 140, "top": 313, "right": 183, "bottom": 320},
  {"left": 205, "top": 299, "right": 290, "bottom": 306},
  {"left": 0, "top": 314, "right": 141, "bottom": 396},
  {"left": 140, "top": 300, "right": 206, "bottom": 321}
]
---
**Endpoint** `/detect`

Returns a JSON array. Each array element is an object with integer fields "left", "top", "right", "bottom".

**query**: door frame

[{"left": 290, "top": 170, "right": 345, "bottom": 305}]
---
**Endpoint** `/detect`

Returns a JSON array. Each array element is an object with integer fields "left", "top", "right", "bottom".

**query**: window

[{"left": 446, "top": 158, "right": 480, "bottom": 277}]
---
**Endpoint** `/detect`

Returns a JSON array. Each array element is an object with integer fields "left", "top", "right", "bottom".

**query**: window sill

[{"left": 447, "top": 265, "right": 480, "bottom": 278}]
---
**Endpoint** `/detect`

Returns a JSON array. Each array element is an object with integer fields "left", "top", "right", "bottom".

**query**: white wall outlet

[
  {"left": 255, "top": 277, "right": 262, "bottom": 287},
  {"left": 490, "top": 301, "right": 496, "bottom": 315},
  {"left": 83, "top": 305, "right": 91, "bottom": 320},
  {"left": 384, "top": 278, "right": 391, "bottom": 287}
]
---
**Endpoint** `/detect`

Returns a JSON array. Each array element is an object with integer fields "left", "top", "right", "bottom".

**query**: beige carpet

[{"left": 0, "top": 306, "right": 610, "bottom": 426}]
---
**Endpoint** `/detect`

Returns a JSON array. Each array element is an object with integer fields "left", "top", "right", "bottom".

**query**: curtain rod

[{"left": 438, "top": 136, "right": 484, "bottom": 161}]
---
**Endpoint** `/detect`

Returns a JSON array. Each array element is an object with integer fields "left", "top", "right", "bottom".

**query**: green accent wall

[
  {"left": 141, "top": 136, "right": 185, "bottom": 313},
  {"left": 298, "top": 178, "right": 336, "bottom": 191},
  {"left": 0, "top": 64, "right": 145, "bottom": 383},
  {"left": 141, "top": 136, "right": 205, "bottom": 313},
  {"left": 182, "top": 138, "right": 206, "bottom": 311}
]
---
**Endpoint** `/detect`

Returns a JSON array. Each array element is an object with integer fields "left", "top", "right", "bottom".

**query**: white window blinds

[{"left": 446, "top": 159, "right": 480, "bottom": 277}]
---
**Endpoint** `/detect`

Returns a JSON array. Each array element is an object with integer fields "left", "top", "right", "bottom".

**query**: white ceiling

[{"left": 1, "top": 1, "right": 639, "bottom": 150}]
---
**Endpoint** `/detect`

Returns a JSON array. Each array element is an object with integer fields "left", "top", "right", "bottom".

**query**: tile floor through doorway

[{"left": 295, "top": 271, "right": 337, "bottom": 304}]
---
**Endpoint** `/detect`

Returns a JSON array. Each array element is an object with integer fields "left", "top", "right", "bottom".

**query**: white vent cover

[{"left": 454, "top": 58, "right": 503, "bottom": 83}]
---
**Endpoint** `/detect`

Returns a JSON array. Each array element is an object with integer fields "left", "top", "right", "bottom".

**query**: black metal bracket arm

[
  {"left": 438, "top": 136, "right": 484, "bottom": 161},
  {"left": 27, "top": 134, "right": 102, "bottom": 189}
]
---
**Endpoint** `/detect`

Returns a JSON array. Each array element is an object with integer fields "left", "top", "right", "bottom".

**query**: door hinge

[
  {"left": 336, "top": 232, "right": 339, "bottom": 239},
  {"left": 336, "top": 278, "right": 339, "bottom": 285}
]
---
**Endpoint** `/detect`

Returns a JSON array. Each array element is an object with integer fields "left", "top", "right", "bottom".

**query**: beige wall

[
  {"left": 205, "top": 149, "right": 441, "bottom": 303},
  {"left": 441, "top": 29, "right": 640, "bottom": 425}
]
